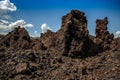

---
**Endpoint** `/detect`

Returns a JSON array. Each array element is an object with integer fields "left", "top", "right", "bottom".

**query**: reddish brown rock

[
  {"left": 0, "top": 10, "right": 120, "bottom": 80},
  {"left": 40, "top": 10, "right": 98, "bottom": 57},
  {"left": 32, "top": 39, "right": 47, "bottom": 50},
  {"left": 110, "top": 37, "right": 120, "bottom": 51},
  {"left": 0, "top": 10, "right": 99, "bottom": 57},
  {"left": 16, "top": 62, "right": 28, "bottom": 73},
  {"left": 94, "top": 17, "right": 114, "bottom": 51},
  {"left": 40, "top": 30, "right": 55, "bottom": 49},
  {"left": 0, "top": 26, "right": 31, "bottom": 50}
]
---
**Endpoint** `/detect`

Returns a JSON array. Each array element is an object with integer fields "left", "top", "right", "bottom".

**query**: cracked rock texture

[
  {"left": 0, "top": 10, "right": 120, "bottom": 80},
  {"left": 40, "top": 10, "right": 98, "bottom": 57}
]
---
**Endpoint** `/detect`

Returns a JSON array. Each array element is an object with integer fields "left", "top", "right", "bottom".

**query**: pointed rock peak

[{"left": 0, "top": 26, "right": 31, "bottom": 49}]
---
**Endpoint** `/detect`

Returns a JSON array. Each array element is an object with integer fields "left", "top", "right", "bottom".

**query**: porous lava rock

[
  {"left": 40, "top": 10, "right": 98, "bottom": 57},
  {"left": 0, "top": 26, "right": 31, "bottom": 49},
  {"left": 110, "top": 37, "right": 120, "bottom": 51},
  {"left": 94, "top": 17, "right": 114, "bottom": 52},
  {"left": 0, "top": 10, "right": 120, "bottom": 80}
]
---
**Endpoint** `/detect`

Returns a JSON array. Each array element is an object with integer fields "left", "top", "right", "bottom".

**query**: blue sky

[{"left": 0, "top": 0, "right": 120, "bottom": 37}]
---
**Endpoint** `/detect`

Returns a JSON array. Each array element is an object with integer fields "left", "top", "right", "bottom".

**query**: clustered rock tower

[
  {"left": 39, "top": 10, "right": 98, "bottom": 57},
  {"left": 0, "top": 10, "right": 120, "bottom": 57},
  {"left": 94, "top": 17, "right": 114, "bottom": 51}
]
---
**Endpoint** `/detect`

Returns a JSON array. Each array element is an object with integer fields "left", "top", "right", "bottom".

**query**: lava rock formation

[
  {"left": 40, "top": 10, "right": 98, "bottom": 57},
  {"left": 0, "top": 26, "right": 31, "bottom": 50},
  {"left": 0, "top": 10, "right": 120, "bottom": 80}
]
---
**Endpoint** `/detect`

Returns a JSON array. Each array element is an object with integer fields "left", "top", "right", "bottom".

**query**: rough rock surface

[
  {"left": 0, "top": 49, "right": 120, "bottom": 80},
  {"left": 94, "top": 17, "right": 114, "bottom": 51},
  {"left": 0, "top": 10, "right": 120, "bottom": 80},
  {"left": 0, "top": 26, "right": 31, "bottom": 50},
  {"left": 31, "top": 38, "right": 47, "bottom": 50},
  {"left": 40, "top": 10, "right": 98, "bottom": 57},
  {"left": 110, "top": 37, "right": 120, "bottom": 51}
]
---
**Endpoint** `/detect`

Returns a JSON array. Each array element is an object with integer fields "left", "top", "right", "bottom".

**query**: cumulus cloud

[
  {"left": 0, "top": 0, "right": 34, "bottom": 36},
  {"left": 0, "top": 19, "right": 33, "bottom": 30},
  {"left": 0, "top": 31, "right": 7, "bottom": 35},
  {"left": 0, "top": 19, "right": 9, "bottom": 24},
  {"left": 0, "top": 0, "right": 16, "bottom": 21},
  {"left": 34, "top": 30, "right": 39, "bottom": 36},
  {"left": 0, "top": 23, "right": 8, "bottom": 30},
  {"left": 114, "top": 31, "right": 120, "bottom": 38},
  {"left": 29, "top": 30, "right": 40, "bottom": 37},
  {"left": 24, "top": 24, "right": 33, "bottom": 28},
  {"left": 0, "top": 19, "right": 9, "bottom": 30},
  {"left": 8, "top": 20, "right": 24, "bottom": 29},
  {"left": 9, "top": 19, "right": 33, "bottom": 29},
  {"left": 41, "top": 24, "right": 52, "bottom": 33},
  {"left": 0, "top": 0, "right": 16, "bottom": 13}
]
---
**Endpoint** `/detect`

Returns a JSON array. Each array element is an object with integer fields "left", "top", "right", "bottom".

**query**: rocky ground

[
  {"left": 0, "top": 48, "right": 120, "bottom": 80},
  {"left": 0, "top": 10, "right": 120, "bottom": 80}
]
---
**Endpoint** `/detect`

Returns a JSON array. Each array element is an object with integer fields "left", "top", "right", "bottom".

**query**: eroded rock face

[
  {"left": 40, "top": 30, "right": 55, "bottom": 50},
  {"left": 40, "top": 10, "right": 98, "bottom": 57},
  {"left": 0, "top": 26, "right": 31, "bottom": 49},
  {"left": 94, "top": 17, "right": 114, "bottom": 51},
  {"left": 32, "top": 39, "right": 47, "bottom": 50},
  {"left": 110, "top": 37, "right": 120, "bottom": 51},
  {"left": 0, "top": 10, "right": 119, "bottom": 56},
  {"left": 59, "top": 10, "right": 89, "bottom": 55},
  {"left": 0, "top": 9, "right": 120, "bottom": 80}
]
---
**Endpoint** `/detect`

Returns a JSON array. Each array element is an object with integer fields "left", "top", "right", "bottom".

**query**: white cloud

[
  {"left": 114, "top": 31, "right": 120, "bottom": 38},
  {"left": 0, "top": 19, "right": 34, "bottom": 34},
  {"left": 8, "top": 19, "right": 33, "bottom": 30},
  {"left": 0, "top": 31, "right": 7, "bottom": 35},
  {"left": 0, "top": 0, "right": 16, "bottom": 12},
  {"left": 41, "top": 23, "right": 52, "bottom": 33},
  {"left": 0, "top": 0, "right": 16, "bottom": 20},
  {"left": 0, "top": 0, "right": 17, "bottom": 33},
  {"left": 0, "top": 19, "right": 9, "bottom": 30},
  {"left": 2, "top": 14, "right": 12, "bottom": 20},
  {"left": 0, "top": 24, "right": 8, "bottom": 30},
  {"left": 24, "top": 24, "right": 33, "bottom": 28},
  {"left": 0, "top": 0, "right": 34, "bottom": 35},
  {"left": 30, "top": 24, "right": 52, "bottom": 37},
  {"left": 0, "top": 20, "right": 9, "bottom": 24},
  {"left": 9, "top": 20, "right": 25, "bottom": 29},
  {"left": 34, "top": 30, "right": 39, "bottom": 36},
  {"left": 29, "top": 30, "right": 40, "bottom": 37}
]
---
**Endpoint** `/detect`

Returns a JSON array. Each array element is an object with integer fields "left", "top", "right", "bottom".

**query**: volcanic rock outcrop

[
  {"left": 0, "top": 26, "right": 31, "bottom": 50},
  {"left": 94, "top": 17, "right": 119, "bottom": 52},
  {"left": 110, "top": 37, "right": 120, "bottom": 51},
  {"left": 0, "top": 10, "right": 119, "bottom": 56},
  {"left": 40, "top": 10, "right": 98, "bottom": 57},
  {"left": 0, "top": 10, "right": 120, "bottom": 80}
]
